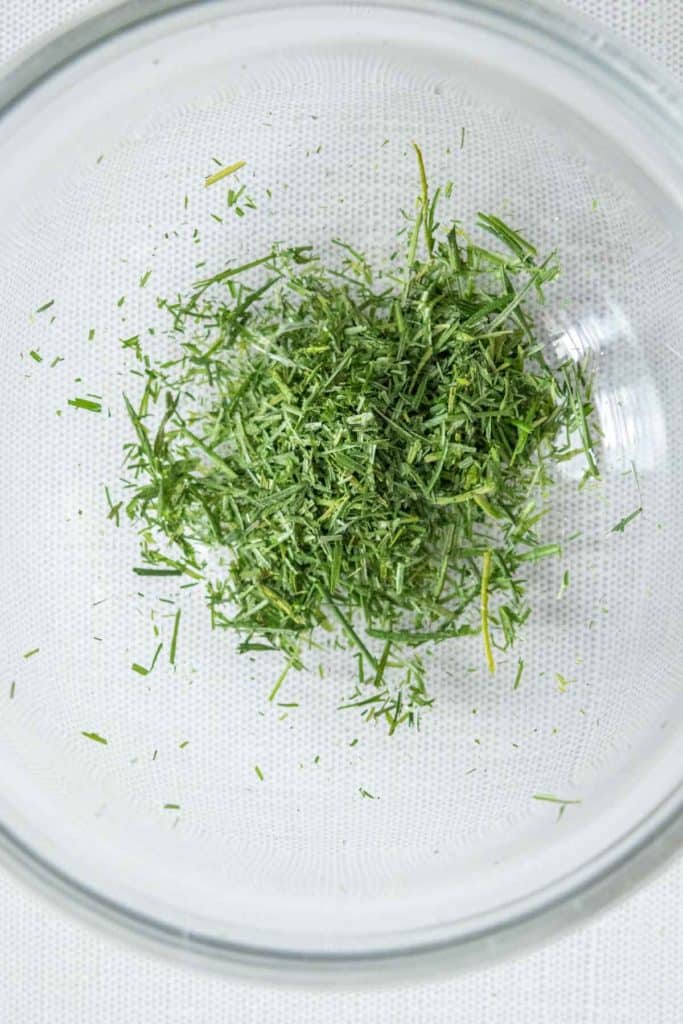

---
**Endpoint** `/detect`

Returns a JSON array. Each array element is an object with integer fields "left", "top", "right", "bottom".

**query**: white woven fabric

[{"left": 0, "top": 1, "right": 682, "bottom": 1021}]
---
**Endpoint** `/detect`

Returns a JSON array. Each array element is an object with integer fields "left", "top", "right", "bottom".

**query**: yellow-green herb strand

[{"left": 481, "top": 550, "right": 496, "bottom": 674}]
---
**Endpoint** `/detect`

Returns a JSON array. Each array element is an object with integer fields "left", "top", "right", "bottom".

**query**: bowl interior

[{"left": 0, "top": 1, "right": 682, "bottom": 961}]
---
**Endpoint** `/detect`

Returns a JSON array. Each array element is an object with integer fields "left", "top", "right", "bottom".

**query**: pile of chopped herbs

[{"left": 121, "top": 146, "right": 597, "bottom": 732}]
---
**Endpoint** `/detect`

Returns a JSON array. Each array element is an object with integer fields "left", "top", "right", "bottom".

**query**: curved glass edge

[
  {"left": 0, "top": 784, "right": 681, "bottom": 983},
  {"left": 0, "top": 0, "right": 682, "bottom": 980}
]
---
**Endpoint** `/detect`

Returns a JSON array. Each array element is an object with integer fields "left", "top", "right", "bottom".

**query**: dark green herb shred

[{"left": 114, "top": 145, "right": 598, "bottom": 731}]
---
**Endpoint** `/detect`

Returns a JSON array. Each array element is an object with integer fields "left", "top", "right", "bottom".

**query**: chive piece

[
  {"left": 412, "top": 141, "right": 433, "bottom": 257},
  {"left": 163, "top": 803, "right": 180, "bottom": 810},
  {"left": 68, "top": 397, "right": 102, "bottom": 413},
  {"left": 359, "top": 787, "right": 376, "bottom": 799},
  {"left": 532, "top": 794, "right": 581, "bottom": 805},
  {"left": 611, "top": 507, "right": 643, "bottom": 533},
  {"left": 139, "top": 270, "right": 152, "bottom": 288},
  {"left": 29, "top": 350, "right": 42, "bottom": 363},
  {"left": 204, "top": 160, "right": 246, "bottom": 187},
  {"left": 513, "top": 658, "right": 524, "bottom": 690},
  {"left": 36, "top": 299, "right": 54, "bottom": 313},
  {"left": 480, "top": 551, "right": 495, "bottom": 674},
  {"left": 254, "top": 765, "right": 264, "bottom": 781},
  {"left": 81, "top": 731, "right": 107, "bottom": 745},
  {"left": 179, "top": 740, "right": 189, "bottom": 749},
  {"left": 23, "top": 648, "right": 39, "bottom": 659},
  {"left": 149, "top": 642, "right": 163, "bottom": 672},
  {"left": 131, "top": 663, "right": 148, "bottom": 676},
  {"left": 9, "top": 682, "right": 16, "bottom": 699},
  {"left": 133, "top": 567, "right": 182, "bottom": 577},
  {"left": 268, "top": 662, "right": 290, "bottom": 703},
  {"left": 169, "top": 609, "right": 181, "bottom": 665}
]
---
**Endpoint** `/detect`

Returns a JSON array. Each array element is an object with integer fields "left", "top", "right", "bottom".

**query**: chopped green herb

[
  {"left": 611, "top": 507, "right": 643, "bottom": 533},
  {"left": 268, "top": 662, "right": 290, "bottom": 703},
  {"left": 513, "top": 658, "right": 524, "bottom": 691},
  {"left": 131, "top": 663, "right": 149, "bottom": 676},
  {"left": 205, "top": 160, "right": 246, "bottom": 187},
  {"left": 29, "top": 349, "right": 42, "bottom": 363},
  {"left": 169, "top": 609, "right": 181, "bottom": 665},
  {"left": 81, "top": 730, "right": 108, "bottom": 745},
  {"left": 532, "top": 793, "right": 581, "bottom": 805},
  {"left": 9, "top": 681, "right": 16, "bottom": 699},
  {"left": 555, "top": 672, "right": 573, "bottom": 693},
  {"left": 105, "top": 486, "right": 122, "bottom": 527},
  {"left": 133, "top": 567, "right": 182, "bottom": 577},
  {"left": 163, "top": 803, "right": 180, "bottom": 810},
  {"left": 349, "top": 738, "right": 359, "bottom": 747},
  {"left": 557, "top": 569, "right": 570, "bottom": 598},
  {"left": 254, "top": 764, "right": 264, "bottom": 781},
  {"left": 23, "top": 648, "right": 39, "bottom": 659},
  {"left": 115, "top": 145, "right": 598, "bottom": 730},
  {"left": 359, "top": 787, "right": 376, "bottom": 799},
  {"left": 88, "top": 328, "right": 96, "bottom": 342},
  {"left": 36, "top": 299, "right": 54, "bottom": 314},
  {"left": 139, "top": 269, "right": 152, "bottom": 288},
  {"left": 149, "top": 642, "right": 163, "bottom": 672},
  {"left": 179, "top": 739, "right": 189, "bottom": 749},
  {"left": 68, "top": 397, "right": 102, "bottom": 413}
]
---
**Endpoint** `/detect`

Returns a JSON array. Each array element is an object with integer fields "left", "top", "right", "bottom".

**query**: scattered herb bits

[{"left": 117, "top": 146, "right": 597, "bottom": 731}]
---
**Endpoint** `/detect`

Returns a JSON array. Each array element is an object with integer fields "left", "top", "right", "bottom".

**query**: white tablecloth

[{"left": 1, "top": 2, "right": 682, "bottom": 1020}]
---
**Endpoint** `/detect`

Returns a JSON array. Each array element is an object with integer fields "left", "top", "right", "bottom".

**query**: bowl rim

[{"left": 1, "top": 0, "right": 682, "bottom": 984}]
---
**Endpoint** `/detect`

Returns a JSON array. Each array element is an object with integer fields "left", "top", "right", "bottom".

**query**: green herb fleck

[
  {"left": 611, "top": 507, "right": 643, "bottom": 533},
  {"left": 513, "top": 658, "right": 524, "bottom": 691},
  {"left": 254, "top": 764, "right": 264, "bottom": 781},
  {"left": 205, "top": 160, "right": 246, "bottom": 187},
  {"left": 555, "top": 672, "right": 573, "bottom": 693},
  {"left": 169, "top": 609, "right": 181, "bottom": 665},
  {"left": 533, "top": 793, "right": 581, "bottom": 805},
  {"left": 29, "top": 349, "right": 42, "bottom": 363},
  {"left": 68, "top": 397, "right": 102, "bottom": 413},
  {"left": 23, "top": 648, "right": 39, "bottom": 659},
  {"left": 81, "top": 730, "right": 108, "bottom": 745}
]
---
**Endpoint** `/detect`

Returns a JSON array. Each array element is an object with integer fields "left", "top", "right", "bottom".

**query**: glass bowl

[{"left": 1, "top": 0, "right": 682, "bottom": 984}]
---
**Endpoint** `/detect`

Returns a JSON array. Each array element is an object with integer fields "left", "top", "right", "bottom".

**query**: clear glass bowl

[{"left": 1, "top": 0, "right": 682, "bottom": 983}]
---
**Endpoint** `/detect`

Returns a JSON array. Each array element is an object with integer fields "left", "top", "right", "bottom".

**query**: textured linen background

[{"left": 0, "top": 1, "right": 682, "bottom": 1021}]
